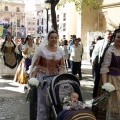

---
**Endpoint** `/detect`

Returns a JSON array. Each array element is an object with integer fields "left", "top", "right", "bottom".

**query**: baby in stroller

[
  {"left": 62, "top": 91, "right": 85, "bottom": 110},
  {"left": 58, "top": 92, "right": 96, "bottom": 120},
  {"left": 49, "top": 73, "right": 96, "bottom": 120}
]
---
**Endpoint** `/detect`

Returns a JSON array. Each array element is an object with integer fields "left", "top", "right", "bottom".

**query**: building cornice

[
  {"left": 102, "top": 2, "right": 120, "bottom": 9},
  {"left": 0, "top": 2, "right": 25, "bottom": 6}
]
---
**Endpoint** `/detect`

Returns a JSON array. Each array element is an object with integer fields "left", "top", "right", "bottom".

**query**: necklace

[
  {"left": 47, "top": 45, "right": 56, "bottom": 52},
  {"left": 52, "top": 53, "right": 56, "bottom": 60}
]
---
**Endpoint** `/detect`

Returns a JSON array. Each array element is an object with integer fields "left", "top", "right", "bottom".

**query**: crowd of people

[
  {"left": 0, "top": 33, "right": 83, "bottom": 81},
  {"left": 0, "top": 31, "right": 84, "bottom": 120},
  {"left": 0, "top": 34, "right": 41, "bottom": 80},
  {"left": 0, "top": 27, "right": 120, "bottom": 120}
]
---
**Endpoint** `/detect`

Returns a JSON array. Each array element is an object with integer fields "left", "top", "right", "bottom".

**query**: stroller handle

[
  {"left": 41, "top": 74, "right": 58, "bottom": 90},
  {"left": 43, "top": 74, "right": 58, "bottom": 80}
]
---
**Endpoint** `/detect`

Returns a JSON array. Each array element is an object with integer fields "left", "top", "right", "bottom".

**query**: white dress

[
  {"left": 100, "top": 45, "right": 120, "bottom": 120},
  {"left": 0, "top": 41, "right": 17, "bottom": 76}
]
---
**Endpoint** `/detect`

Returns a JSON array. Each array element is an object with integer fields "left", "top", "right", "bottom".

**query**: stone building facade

[
  {"left": 81, "top": 0, "right": 120, "bottom": 59},
  {"left": 0, "top": 0, "right": 25, "bottom": 38}
]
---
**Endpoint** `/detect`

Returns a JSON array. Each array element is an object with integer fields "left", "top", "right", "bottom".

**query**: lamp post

[{"left": 45, "top": 0, "right": 51, "bottom": 33}]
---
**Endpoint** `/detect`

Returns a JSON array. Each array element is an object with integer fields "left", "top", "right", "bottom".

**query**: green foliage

[
  {"left": 58, "top": 0, "right": 102, "bottom": 13},
  {"left": 0, "top": 0, "right": 11, "bottom": 2}
]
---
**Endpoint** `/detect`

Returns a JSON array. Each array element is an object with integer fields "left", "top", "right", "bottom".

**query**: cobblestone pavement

[
  {"left": 0, "top": 60, "right": 93, "bottom": 120},
  {"left": 0, "top": 76, "right": 29, "bottom": 120}
]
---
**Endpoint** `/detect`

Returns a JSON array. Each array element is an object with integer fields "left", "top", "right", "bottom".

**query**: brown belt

[{"left": 38, "top": 69, "right": 46, "bottom": 74}]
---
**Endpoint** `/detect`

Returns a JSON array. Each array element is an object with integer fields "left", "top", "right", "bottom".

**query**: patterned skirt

[{"left": 106, "top": 75, "right": 120, "bottom": 120}]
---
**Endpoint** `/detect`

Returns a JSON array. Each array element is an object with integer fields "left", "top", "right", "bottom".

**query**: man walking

[{"left": 91, "top": 30, "right": 112, "bottom": 98}]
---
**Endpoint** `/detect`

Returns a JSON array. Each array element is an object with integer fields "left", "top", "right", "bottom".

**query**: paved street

[
  {"left": 0, "top": 76, "right": 29, "bottom": 120},
  {"left": 0, "top": 60, "right": 94, "bottom": 120}
]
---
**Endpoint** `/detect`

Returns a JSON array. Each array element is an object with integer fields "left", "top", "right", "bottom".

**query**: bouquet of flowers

[
  {"left": 24, "top": 78, "right": 41, "bottom": 102},
  {"left": 23, "top": 48, "right": 35, "bottom": 59},
  {"left": 63, "top": 96, "right": 70, "bottom": 104},
  {"left": 92, "top": 82, "right": 115, "bottom": 119},
  {"left": 27, "top": 51, "right": 34, "bottom": 59},
  {"left": 102, "top": 82, "right": 115, "bottom": 92}
]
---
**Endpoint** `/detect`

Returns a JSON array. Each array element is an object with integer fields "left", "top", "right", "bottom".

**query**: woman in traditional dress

[
  {"left": 14, "top": 37, "right": 22, "bottom": 65},
  {"left": 14, "top": 35, "right": 36, "bottom": 84},
  {"left": 100, "top": 28, "right": 120, "bottom": 120},
  {"left": 60, "top": 40, "right": 69, "bottom": 70},
  {"left": 30, "top": 30, "right": 65, "bottom": 120},
  {"left": 0, "top": 35, "right": 17, "bottom": 76}
]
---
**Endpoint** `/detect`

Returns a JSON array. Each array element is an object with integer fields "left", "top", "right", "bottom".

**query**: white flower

[
  {"left": 28, "top": 78, "right": 39, "bottom": 87},
  {"left": 102, "top": 82, "right": 115, "bottom": 92},
  {"left": 63, "top": 96, "right": 70, "bottom": 103}
]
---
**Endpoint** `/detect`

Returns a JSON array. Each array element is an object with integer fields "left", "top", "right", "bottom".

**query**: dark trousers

[
  {"left": 70, "top": 61, "right": 82, "bottom": 78},
  {"left": 64, "top": 59, "right": 68, "bottom": 71},
  {"left": 30, "top": 88, "right": 37, "bottom": 120},
  {"left": 16, "top": 53, "right": 23, "bottom": 65},
  {"left": 92, "top": 63, "right": 100, "bottom": 98},
  {"left": 67, "top": 54, "right": 71, "bottom": 68}
]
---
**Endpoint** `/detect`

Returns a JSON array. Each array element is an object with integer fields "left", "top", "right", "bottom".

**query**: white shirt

[
  {"left": 60, "top": 45, "right": 68, "bottom": 59},
  {"left": 70, "top": 44, "right": 83, "bottom": 62},
  {"left": 91, "top": 39, "right": 108, "bottom": 63}
]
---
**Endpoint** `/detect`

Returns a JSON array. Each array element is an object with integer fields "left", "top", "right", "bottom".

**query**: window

[
  {"left": 48, "top": 14, "right": 51, "bottom": 21},
  {"left": 17, "top": 20, "right": 20, "bottom": 27},
  {"left": 57, "top": 15, "right": 59, "bottom": 22},
  {"left": 63, "top": 13, "right": 66, "bottom": 21},
  {"left": 57, "top": 24, "right": 59, "bottom": 29},
  {"left": 16, "top": 7, "right": 20, "bottom": 12},
  {"left": 63, "top": 35, "right": 66, "bottom": 39},
  {"left": 37, "top": 19, "right": 39, "bottom": 26},
  {"left": 5, "top": 6, "right": 8, "bottom": 11},
  {"left": 63, "top": 23, "right": 66, "bottom": 31},
  {"left": 37, "top": 27, "right": 40, "bottom": 34},
  {"left": 41, "top": 18, "right": 43, "bottom": 25}
]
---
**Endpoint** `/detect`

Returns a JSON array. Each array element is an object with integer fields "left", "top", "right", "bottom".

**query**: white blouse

[
  {"left": 22, "top": 43, "right": 36, "bottom": 58},
  {"left": 100, "top": 44, "right": 120, "bottom": 73}
]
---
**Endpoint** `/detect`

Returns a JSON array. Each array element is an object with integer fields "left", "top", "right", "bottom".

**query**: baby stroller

[{"left": 44, "top": 73, "right": 96, "bottom": 120}]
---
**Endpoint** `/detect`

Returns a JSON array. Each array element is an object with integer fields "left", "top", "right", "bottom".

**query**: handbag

[{"left": 92, "top": 91, "right": 110, "bottom": 120}]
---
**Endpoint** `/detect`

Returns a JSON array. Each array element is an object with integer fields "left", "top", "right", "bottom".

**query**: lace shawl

[{"left": 30, "top": 46, "right": 64, "bottom": 77}]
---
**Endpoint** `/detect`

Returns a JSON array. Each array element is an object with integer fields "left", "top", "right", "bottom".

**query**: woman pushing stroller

[{"left": 30, "top": 30, "right": 65, "bottom": 120}]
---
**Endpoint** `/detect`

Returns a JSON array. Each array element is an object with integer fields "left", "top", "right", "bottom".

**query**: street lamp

[{"left": 45, "top": 0, "right": 51, "bottom": 33}]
